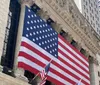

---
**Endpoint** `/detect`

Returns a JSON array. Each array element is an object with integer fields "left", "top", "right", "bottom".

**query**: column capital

[
  {"left": 89, "top": 56, "right": 99, "bottom": 65},
  {"left": 18, "top": 0, "right": 34, "bottom": 6}
]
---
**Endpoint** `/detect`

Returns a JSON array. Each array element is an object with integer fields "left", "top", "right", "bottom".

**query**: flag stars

[
  {"left": 30, "top": 33, "right": 32, "bottom": 36},
  {"left": 30, "top": 26, "right": 33, "bottom": 29},
  {"left": 34, "top": 14, "right": 37, "bottom": 17},
  {"left": 42, "top": 42, "right": 44, "bottom": 44},
  {"left": 40, "top": 31, "right": 42, "bottom": 33},
  {"left": 45, "top": 35, "right": 47, "bottom": 38},
  {"left": 45, "top": 30, "right": 47, "bottom": 32},
  {"left": 36, "top": 31, "right": 39, "bottom": 34},
  {"left": 34, "top": 26, "right": 36, "bottom": 29},
  {"left": 31, "top": 15, "right": 34, "bottom": 17},
  {"left": 40, "top": 25, "right": 42, "bottom": 28},
  {"left": 27, "top": 27, "right": 29, "bottom": 31},
  {"left": 37, "top": 25, "right": 39, "bottom": 28},
  {"left": 39, "top": 43, "right": 41, "bottom": 46},
  {"left": 55, "top": 54, "right": 57, "bottom": 57},
  {"left": 40, "top": 19, "right": 42, "bottom": 22},
  {"left": 31, "top": 21, "right": 33, "bottom": 24},
  {"left": 27, "top": 21, "right": 30, "bottom": 24},
  {"left": 45, "top": 24, "right": 47, "bottom": 26},
  {"left": 26, "top": 34, "right": 29, "bottom": 37},
  {"left": 42, "top": 36, "right": 44, "bottom": 38},
  {"left": 50, "top": 45, "right": 52, "bottom": 47},
  {"left": 33, "top": 38, "right": 35, "bottom": 41},
  {"left": 33, "top": 32, "right": 36, "bottom": 35},
  {"left": 45, "top": 41, "right": 47, "bottom": 44},
  {"left": 37, "top": 20, "right": 40, "bottom": 22},
  {"left": 36, "top": 37, "right": 39, "bottom": 40},
  {"left": 45, "top": 47, "right": 47, "bottom": 50},
  {"left": 28, "top": 15, "right": 30, "bottom": 18},
  {"left": 48, "top": 29, "right": 50, "bottom": 31},
  {"left": 43, "top": 24, "right": 45, "bottom": 27},
  {"left": 43, "top": 30, "right": 45, "bottom": 33},
  {"left": 28, "top": 9, "right": 31, "bottom": 12},
  {"left": 34, "top": 20, "right": 36, "bottom": 23},
  {"left": 39, "top": 36, "right": 42, "bottom": 39},
  {"left": 48, "top": 34, "right": 50, "bottom": 37}
]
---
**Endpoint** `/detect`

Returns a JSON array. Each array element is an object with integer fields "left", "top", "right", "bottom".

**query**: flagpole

[{"left": 30, "top": 59, "right": 52, "bottom": 83}]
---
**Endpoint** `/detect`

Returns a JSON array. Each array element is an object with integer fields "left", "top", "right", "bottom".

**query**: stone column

[
  {"left": 13, "top": 0, "right": 34, "bottom": 82},
  {"left": 89, "top": 56, "right": 99, "bottom": 85}
]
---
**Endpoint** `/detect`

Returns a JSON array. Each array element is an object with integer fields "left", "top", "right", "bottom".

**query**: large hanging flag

[{"left": 18, "top": 6, "right": 90, "bottom": 85}]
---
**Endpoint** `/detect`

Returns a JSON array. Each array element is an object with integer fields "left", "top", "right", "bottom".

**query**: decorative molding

[
  {"left": 56, "top": 0, "right": 67, "bottom": 7},
  {"left": 44, "top": 0, "right": 100, "bottom": 55},
  {"left": 18, "top": 0, "right": 34, "bottom": 6}
]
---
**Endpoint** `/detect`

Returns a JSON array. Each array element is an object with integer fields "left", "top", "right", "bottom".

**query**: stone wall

[
  {"left": 0, "top": 72, "right": 29, "bottom": 85},
  {"left": 0, "top": 0, "right": 10, "bottom": 63}
]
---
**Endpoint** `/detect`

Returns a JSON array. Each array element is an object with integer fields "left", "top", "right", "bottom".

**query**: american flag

[
  {"left": 40, "top": 62, "right": 50, "bottom": 85},
  {"left": 18, "top": 6, "right": 90, "bottom": 85}
]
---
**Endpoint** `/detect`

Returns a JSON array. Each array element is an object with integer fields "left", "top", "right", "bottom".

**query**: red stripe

[
  {"left": 58, "top": 34, "right": 88, "bottom": 62},
  {"left": 58, "top": 49, "right": 90, "bottom": 80},
  {"left": 59, "top": 41, "right": 89, "bottom": 68}
]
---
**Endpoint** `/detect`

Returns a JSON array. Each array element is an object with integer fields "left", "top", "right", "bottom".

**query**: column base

[
  {"left": 0, "top": 65, "right": 3, "bottom": 72},
  {"left": 15, "top": 68, "right": 29, "bottom": 83}
]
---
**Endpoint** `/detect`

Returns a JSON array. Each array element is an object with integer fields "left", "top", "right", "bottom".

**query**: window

[
  {"left": 93, "top": 16, "right": 94, "bottom": 20},
  {"left": 84, "top": 5, "right": 85, "bottom": 9},
  {"left": 60, "top": 30, "right": 68, "bottom": 38},
  {"left": 71, "top": 40, "right": 77, "bottom": 48},
  {"left": 84, "top": 12, "right": 86, "bottom": 17},
  {"left": 80, "top": 48, "right": 86, "bottom": 55},
  {"left": 99, "top": 81, "right": 100, "bottom": 85},
  {"left": 92, "top": 9, "right": 93, "bottom": 13},
  {"left": 86, "top": 8, "right": 88, "bottom": 13},
  {"left": 98, "top": 71, "right": 100, "bottom": 77},
  {"left": 89, "top": 6, "right": 91, "bottom": 10},
  {"left": 91, "top": 3, "right": 93, "bottom": 7},
  {"left": 86, "top": 1, "right": 88, "bottom": 5},
  {"left": 97, "top": 28, "right": 99, "bottom": 32},
  {"left": 89, "top": 0, "right": 90, "bottom": 3}
]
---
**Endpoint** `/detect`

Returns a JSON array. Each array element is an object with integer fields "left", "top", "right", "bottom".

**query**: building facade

[
  {"left": 74, "top": 0, "right": 100, "bottom": 35},
  {"left": 0, "top": 0, "right": 100, "bottom": 85}
]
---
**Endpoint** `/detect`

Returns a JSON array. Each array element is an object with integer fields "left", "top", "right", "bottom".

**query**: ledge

[{"left": 0, "top": 72, "right": 30, "bottom": 85}]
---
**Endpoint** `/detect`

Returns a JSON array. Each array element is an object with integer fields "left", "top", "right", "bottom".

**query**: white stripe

[
  {"left": 21, "top": 37, "right": 90, "bottom": 84},
  {"left": 59, "top": 45, "right": 89, "bottom": 74},
  {"left": 18, "top": 57, "right": 72, "bottom": 85},
  {"left": 58, "top": 38, "right": 89, "bottom": 66}
]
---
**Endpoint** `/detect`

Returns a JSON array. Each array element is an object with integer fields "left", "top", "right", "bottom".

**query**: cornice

[
  {"left": 18, "top": 0, "right": 34, "bottom": 6},
  {"left": 43, "top": 0, "right": 100, "bottom": 56}
]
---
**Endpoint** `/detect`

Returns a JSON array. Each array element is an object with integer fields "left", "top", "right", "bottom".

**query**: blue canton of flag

[{"left": 23, "top": 6, "right": 58, "bottom": 58}]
